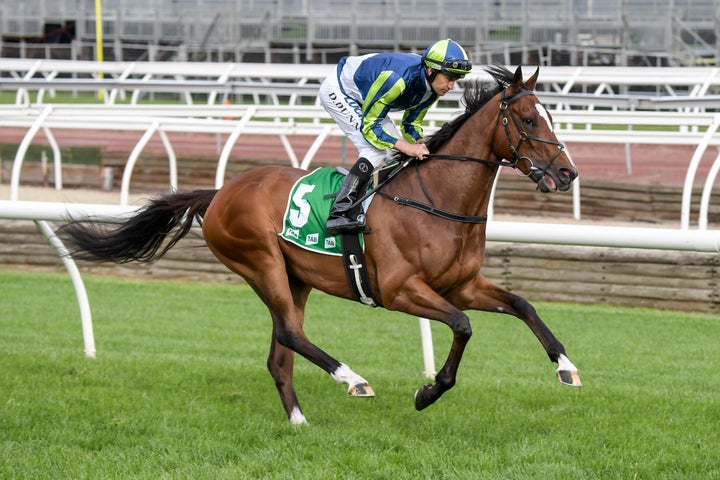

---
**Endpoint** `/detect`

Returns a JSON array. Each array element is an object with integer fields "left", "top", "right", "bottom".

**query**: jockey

[{"left": 319, "top": 38, "right": 473, "bottom": 234}]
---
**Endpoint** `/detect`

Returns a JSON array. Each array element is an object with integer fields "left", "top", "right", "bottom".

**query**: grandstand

[{"left": 0, "top": 0, "right": 718, "bottom": 66}]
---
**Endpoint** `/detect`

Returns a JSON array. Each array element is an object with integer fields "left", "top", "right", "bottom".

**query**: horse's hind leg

[
  {"left": 266, "top": 280, "right": 313, "bottom": 425},
  {"left": 260, "top": 274, "right": 374, "bottom": 424},
  {"left": 267, "top": 330, "right": 374, "bottom": 425},
  {"left": 455, "top": 275, "right": 581, "bottom": 387},
  {"left": 267, "top": 336, "right": 306, "bottom": 425}
]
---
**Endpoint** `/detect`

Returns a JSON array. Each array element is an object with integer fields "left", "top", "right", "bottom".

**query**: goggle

[{"left": 438, "top": 58, "right": 472, "bottom": 72}]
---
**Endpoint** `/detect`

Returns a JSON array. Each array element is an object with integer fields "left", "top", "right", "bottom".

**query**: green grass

[
  {"left": 1, "top": 268, "right": 719, "bottom": 479},
  {"left": 0, "top": 143, "right": 103, "bottom": 165},
  {"left": 560, "top": 122, "right": 697, "bottom": 132},
  {"left": 0, "top": 90, "right": 219, "bottom": 105}
]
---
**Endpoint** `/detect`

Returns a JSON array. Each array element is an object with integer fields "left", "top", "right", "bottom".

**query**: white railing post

[{"left": 680, "top": 115, "right": 720, "bottom": 230}]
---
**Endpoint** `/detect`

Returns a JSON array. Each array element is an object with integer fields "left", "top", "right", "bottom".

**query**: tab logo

[{"left": 306, "top": 233, "right": 319, "bottom": 246}]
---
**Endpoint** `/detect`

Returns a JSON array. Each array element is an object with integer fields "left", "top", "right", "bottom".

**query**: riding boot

[{"left": 326, "top": 157, "right": 374, "bottom": 234}]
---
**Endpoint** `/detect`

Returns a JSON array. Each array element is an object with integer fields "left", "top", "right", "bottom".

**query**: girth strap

[{"left": 341, "top": 232, "right": 378, "bottom": 307}]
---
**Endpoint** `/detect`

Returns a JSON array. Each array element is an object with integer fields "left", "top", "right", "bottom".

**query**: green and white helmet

[{"left": 422, "top": 38, "right": 472, "bottom": 77}]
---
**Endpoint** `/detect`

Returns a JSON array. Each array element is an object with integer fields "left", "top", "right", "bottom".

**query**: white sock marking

[
  {"left": 331, "top": 363, "right": 368, "bottom": 388},
  {"left": 289, "top": 406, "right": 307, "bottom": 425},
  {"left": 557, "top": 353, "right": 577, "bottom": 372}
]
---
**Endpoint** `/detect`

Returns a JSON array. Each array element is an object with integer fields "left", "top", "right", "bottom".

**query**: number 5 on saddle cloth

[{"left": 279, "top": 166, "right": 382, "bottom": 306}]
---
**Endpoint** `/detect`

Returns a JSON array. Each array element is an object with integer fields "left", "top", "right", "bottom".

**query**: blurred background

[{"left": 0, "top": 0, "right": 718, "bottom": 66}]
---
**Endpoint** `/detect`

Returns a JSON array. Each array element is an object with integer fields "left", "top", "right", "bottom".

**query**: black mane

[{"left": 392, "top": 64, "right": 514, "bottom": 161}]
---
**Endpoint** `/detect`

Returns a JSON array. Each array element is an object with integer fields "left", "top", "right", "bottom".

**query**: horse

[{"left": 57, "top": 64, "right": 580, "bottom": 425}]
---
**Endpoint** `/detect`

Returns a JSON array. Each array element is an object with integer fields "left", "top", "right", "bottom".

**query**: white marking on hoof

[
  {"left": 289, "top": 407, "right": 307, "bottom": 425},
  {"left": 557, "top": 353, "right": 577, "bottom": 372},
  {"left": 331, "top": 363, "right": 372, "bottom": 392},
  {"left": 557, "top": 369, "right": 582, "bottom": 386}
]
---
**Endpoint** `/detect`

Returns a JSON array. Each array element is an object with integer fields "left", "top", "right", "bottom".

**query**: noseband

[{"left": 495, "top": 88, "right": 566, "bottom": 178}]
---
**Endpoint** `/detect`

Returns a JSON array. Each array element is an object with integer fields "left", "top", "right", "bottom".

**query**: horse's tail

[{"left": 57, "top": 189, "right": 218, "bottom": 264}]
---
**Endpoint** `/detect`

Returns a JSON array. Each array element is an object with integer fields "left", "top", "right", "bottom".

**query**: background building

[{"left": 0, "top": 0, "right": 718, "bottom": 66}]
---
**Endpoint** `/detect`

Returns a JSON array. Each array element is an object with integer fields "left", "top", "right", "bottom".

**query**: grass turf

[{"left": 1, "top": 268, "right": 718, "bottom": 479}]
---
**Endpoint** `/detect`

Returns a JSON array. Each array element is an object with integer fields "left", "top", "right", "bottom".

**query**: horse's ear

[
  {"left": 507, "top": 65, "right": 524, "bottom": 95},
  {"left": 512, "top": 65, "right": 523, "bottom": 86},
  {"left": 525, "top": 67, "right": 540, "bottom": 90}
]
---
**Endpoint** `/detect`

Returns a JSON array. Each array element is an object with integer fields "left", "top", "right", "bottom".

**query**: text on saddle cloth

[{"left": 279, "top": 167, "right": 373, "bottom": 256}]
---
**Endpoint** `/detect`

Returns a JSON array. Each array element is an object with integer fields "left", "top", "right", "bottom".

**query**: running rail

[
  {"left": 0, "top": 201, "right": 140, "bottom": 358},
  {"left": 3, "top": 103, "right": 720, "bottom": 219},
  {"left": 2, "top": 199, "right": 719, "bottom": 368}
]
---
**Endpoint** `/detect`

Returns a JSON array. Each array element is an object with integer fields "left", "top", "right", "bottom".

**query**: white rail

[
  {"left": 3, "top": 102, "right": 720, "bottom": 227},
  {"left": 3, "top": 59, "right": 720, "bottom": 109},
  {"left": 3, "top": 199, "right": 719, "bottom": 365},
  {"left": 0, "top": 201, "right": 140, "bottom": 358}
]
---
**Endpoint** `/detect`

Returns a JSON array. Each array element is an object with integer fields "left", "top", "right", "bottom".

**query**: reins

[
  {"left": 349, "top": 86, "right": 564, "bottom": 225},
  {"left": 367, "top": 154, "right": 509, "bottom": 225},
  {"left": 422, "top": 153, "right": 517, "bottom": 169}
]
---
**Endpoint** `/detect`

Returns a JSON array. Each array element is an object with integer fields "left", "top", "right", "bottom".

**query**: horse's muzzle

[{"left": 534, "top": 166, "right": 578, "bottom": 193}]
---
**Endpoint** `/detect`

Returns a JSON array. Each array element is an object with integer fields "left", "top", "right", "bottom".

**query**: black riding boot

[{"left": 326, "top": 157, "right": 374, "bottom": 234}]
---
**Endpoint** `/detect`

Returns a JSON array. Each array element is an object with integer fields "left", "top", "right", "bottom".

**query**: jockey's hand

[
  {"left": 395, "top": 139, "right": 429, "bottom": 160},
  {"left": 413, "top": 143, "right": 430, "bottom": 160}
]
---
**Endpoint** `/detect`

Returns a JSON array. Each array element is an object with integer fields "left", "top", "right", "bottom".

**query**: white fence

[
  {"left": 3, "top": 102, "right": 720, "bottom": 227},
  {"left": 3, "top": 59, "right": 720, "bottom": 106},
  {"left": 2, "top": 60, "right": 720, "bottom": 363}
]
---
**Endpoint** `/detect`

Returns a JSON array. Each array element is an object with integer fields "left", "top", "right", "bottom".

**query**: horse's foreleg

[
  {"left": 454, "top": 276, "right": 581, "bottom": 387},
  {"left": 387, "top": 279, "right": 473, "bottom": 411},
  {"left": 414, "top": 310, "right": 472, "bottom": 410},
  {"left": 555, "top": 352, "right": 581, "bottom": 386}
]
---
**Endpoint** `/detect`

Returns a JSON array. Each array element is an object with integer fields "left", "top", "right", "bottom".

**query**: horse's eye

[{"left": 523, "top": 118, "right": 535, "bottom": 128}]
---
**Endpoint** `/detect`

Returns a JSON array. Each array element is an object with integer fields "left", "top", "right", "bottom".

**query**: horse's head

[{"left": 493, "top": 65, "right": 578, "bottom": 192}]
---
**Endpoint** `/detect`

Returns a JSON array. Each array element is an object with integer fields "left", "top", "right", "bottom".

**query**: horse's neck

[
  {"left": 429, "top": 109, "right": 501, "bottom": 215},
  {"left": 443, "top": 105, "right": 499, "bottom": 163}
]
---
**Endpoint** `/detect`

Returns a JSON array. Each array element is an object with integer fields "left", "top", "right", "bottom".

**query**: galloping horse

[{"left": 58, "top": 65, "right": 580, "bottom": 425}]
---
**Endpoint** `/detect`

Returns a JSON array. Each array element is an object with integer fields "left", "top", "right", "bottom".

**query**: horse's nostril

[{"left": 560, "top": 168, "right": 577, "bottom": 180}]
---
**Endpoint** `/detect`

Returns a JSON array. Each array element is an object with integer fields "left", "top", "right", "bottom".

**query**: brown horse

[{"left": 58, "top": 65, "right": 580, "bottom": 425}]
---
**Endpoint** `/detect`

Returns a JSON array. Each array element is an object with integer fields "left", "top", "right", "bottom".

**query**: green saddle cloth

[{"left": 279, "top": 167, "right": 368, "bottom": 256}]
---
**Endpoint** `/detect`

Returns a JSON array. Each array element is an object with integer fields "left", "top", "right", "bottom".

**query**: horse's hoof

[
  {"left": 556, "top": 369, "right": 582, "bottom": 387},
  {"left": 414, "top": 383, "right": 435, "bottom": 411},
  {"left": 348, "top": 382, "right": 375, "bottom": 397}
]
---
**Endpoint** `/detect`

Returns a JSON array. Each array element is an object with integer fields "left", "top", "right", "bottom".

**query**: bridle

[
  {"left": 420, "top": 86, "right": 566, "bottom": 175},
  {"left": 494, "top": 87, "right": 566, "bottom": 180}
]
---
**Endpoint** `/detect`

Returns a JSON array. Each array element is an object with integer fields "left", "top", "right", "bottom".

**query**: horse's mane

[{"left": 391, "top": 64, "right": 513, "bottom": 162}]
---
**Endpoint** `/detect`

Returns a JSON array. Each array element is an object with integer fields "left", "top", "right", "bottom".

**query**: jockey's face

[{"left": 427, "top": 69, "right": 461, "bottom": 96}]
